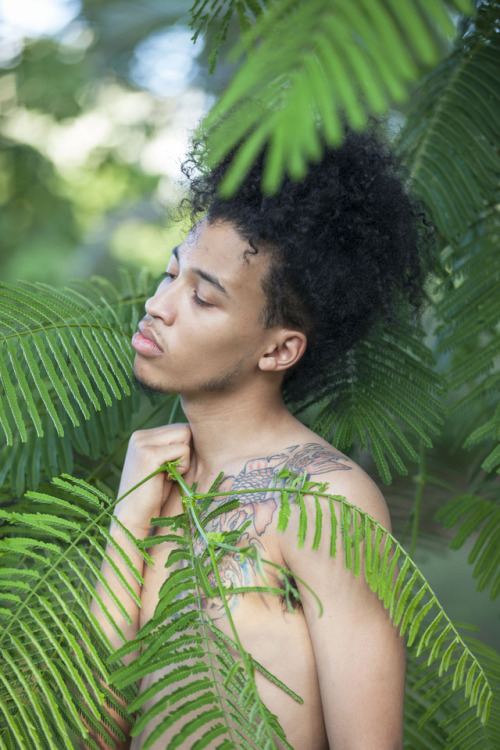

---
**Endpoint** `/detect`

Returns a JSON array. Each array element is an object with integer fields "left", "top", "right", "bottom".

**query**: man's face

[{"left": 132, "top": 219, "right": 274, "bottom": 396}]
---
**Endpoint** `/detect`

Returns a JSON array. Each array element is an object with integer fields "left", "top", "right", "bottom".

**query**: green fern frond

[
  {"left": 1, "top": 466, "right": 496, "bottom": 748},
  {"left": 111, "top": 503, "right": 292, "bottom": 748},
  {"left": 250, "top": 466, "right": 493, "bottom": 729},
  {"left": 333, "top": 509, "right": 493, "bottom": 725},
  {"left": 399, "top": 1, "right": 500, "bottom": 242},
  {"left": 0, "top": 274, "right": 152, "bottom": 449},
  {"left": 0, "top": 273, "right": 170, "bottom": 499},
  {"left": 435, "top": 211, "right": 500, "bottom": 473},
  {"left": 306, "top": 321, "right": 444, "bottom": 483},
  {"left": 0, "top": 474, "right": 145, "bottom": 749},
  {"left": 108, "top": 465, "right": 493, "bottom": 749},
  {"left": 109, "top": 467, "right": 319, "bottom": 748},
  {"left": 437, "top": 493, "right": 500, "bottom": 600},
  {"left": 198, "top": 0, "right": 473, "bottom": 195},
  {"left": 437, "top": 215, "right": 500, "bottom": 352},
  {"left": 403, "top": 633, "right": 500, "bottom": 748},
  {"left": 189, "top": 0, "right": 266, "bottom": 72}
]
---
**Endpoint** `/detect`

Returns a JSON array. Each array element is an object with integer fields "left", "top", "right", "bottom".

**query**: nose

[{"left": 144, "top": 283, "right": 176, "bottom": 326}]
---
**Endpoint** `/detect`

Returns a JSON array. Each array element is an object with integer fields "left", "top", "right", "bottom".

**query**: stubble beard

[
  {"left": 132, "top": 374, "right": 171, "bottom": 397},
  {"left": 132, "top": 358, "right": 246, "bottom": 398},
  {"left": 199, "top": 358, "right": 245, "bottom": 393}
]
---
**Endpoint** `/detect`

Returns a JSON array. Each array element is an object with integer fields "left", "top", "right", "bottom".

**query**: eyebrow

[{"left": 172, "top": 246, "right": 230, "bottom": 297}]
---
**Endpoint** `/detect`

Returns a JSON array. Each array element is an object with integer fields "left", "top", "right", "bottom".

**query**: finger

[
  {"left": 168, "top": 423, "right": 192, "bottom": 444},
  {"left": 153, "top": 443, "right": 191, "bottom": 475},
  {"left": 147, "top": 424, "right": 192, "bottom": 445}
]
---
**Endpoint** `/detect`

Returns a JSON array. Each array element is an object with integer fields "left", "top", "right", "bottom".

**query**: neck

[{"left": 180, "top": 383, "right": 295, "bottom": 480}]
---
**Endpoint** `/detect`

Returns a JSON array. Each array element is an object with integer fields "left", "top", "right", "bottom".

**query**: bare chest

[
  {"left": 138, "top": 440, "right": 347, "bottom": 625},
  {"left": 139, "top": 475, "right": 286, "bottom": 627}
]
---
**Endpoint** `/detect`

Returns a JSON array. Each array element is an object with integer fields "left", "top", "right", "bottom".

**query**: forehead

[{"left": 176, "top": 220, "right": 270, "bottom": 298}]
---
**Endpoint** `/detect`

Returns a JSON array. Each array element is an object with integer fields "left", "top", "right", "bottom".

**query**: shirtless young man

[{"left": 90, "top": 127, "right": 427, "bottom": 749}]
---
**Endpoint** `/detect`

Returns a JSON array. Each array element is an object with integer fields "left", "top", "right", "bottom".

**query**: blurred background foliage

[
  {"left": 0, "top": 0, "right": 498, "bottom": 670},
  {"left": 0, "top": 0, "right": 239, "bottom": 284}
]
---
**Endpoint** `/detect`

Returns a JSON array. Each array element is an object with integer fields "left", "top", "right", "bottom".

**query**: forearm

[
  {"left": 84, "top": 425, "right": 191, "bottom": 746},
  {"left": 89, "top": 425, "right": 190, "bottom": 655}
]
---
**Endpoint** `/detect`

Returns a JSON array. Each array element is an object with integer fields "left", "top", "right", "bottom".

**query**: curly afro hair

[{"left": 182, "top": 125, "right": 432, "bottom": 406}]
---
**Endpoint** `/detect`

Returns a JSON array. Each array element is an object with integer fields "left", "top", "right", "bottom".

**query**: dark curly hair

[{"left": 182, "top": 125, "right": 432, "bottom": 405}]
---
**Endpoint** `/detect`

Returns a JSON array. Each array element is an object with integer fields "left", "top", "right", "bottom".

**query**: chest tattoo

[{"left": 188, "top": 442, "right": 351, "bottom": 620}]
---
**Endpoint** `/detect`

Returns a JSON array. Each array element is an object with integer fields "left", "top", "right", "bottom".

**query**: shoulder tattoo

[{"left": 192, "top": 442, "right": 351, "bottom": 619}]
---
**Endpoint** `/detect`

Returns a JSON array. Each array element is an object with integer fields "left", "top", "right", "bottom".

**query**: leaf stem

[{"left": 171, "top": 463, "right": 282, "bottom": 748}]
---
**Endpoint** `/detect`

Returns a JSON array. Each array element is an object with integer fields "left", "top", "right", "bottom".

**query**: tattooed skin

[{"left": 193, "top": 443, "right": 351, "bottom": 620}]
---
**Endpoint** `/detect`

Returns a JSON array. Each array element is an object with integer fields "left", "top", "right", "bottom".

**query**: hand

[{"left": 114, "top": 423, "right": 192, "bottom": 534}]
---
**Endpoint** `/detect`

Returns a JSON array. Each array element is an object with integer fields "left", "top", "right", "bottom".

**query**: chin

[{"left": 132, "top": 373, "right": 173, "bottom": 396}]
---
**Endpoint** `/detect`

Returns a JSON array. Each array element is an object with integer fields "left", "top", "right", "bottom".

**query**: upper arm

[{"left": 281, "top": 466, "right": 405, "bottom": 750}]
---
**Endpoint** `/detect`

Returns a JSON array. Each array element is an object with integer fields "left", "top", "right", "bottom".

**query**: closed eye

[
  {"left": 192, "top": 292, "right": 214, "bottom": 308},
  {"left": 161, "top": 271, "right": 214, "bottom": 308}
]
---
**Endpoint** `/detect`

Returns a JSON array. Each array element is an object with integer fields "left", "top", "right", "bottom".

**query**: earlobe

[{"left": 259, "top": 331, "right": 307, "bottom": 373}]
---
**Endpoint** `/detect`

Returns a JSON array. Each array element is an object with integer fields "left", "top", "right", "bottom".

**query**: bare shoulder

[{"left": 282, "top": 431, "right": 391, "bottom": 531}]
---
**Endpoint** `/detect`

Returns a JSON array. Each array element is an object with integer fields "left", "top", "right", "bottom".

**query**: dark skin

[{"left": 90, "top": 219, "right": 405, "bottom": 750}]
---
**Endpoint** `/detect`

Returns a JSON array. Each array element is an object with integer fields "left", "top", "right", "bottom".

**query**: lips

[
  {"left": 138, "top": 322, "right": 162, "bottom": 350},
  {"left": 131, "top": 322, "right": 163, "bottom": 356}
]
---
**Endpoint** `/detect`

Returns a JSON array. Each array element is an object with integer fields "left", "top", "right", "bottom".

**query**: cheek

[
  {"left": 180, "top": 306, "right": 265, "bottom": 358},
  {"left": 215, "top": 322, "right": 263, "bottom": 355}
]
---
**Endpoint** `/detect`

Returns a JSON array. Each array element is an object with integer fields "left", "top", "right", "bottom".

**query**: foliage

[
  {"left": 398, "top": 5, "right": 500, "bottom": 244},
  {"left": 1, "top": 0, "right": 500, "bottom": 748},
  {"left": 0, "top": 468, "right": 496, "bottom": 749},
  {"left": 306, "top": 321, "right": 445, "bottom": 484},
  {"left": 435, "top": 211, "right": 500, "bottom": 474},
  {"left": 193, "top": 0, "right": 475, "bottom": 194},
  {"left": 0, "top": 0, "right": 223, "bottom": 285},
  {"left": 0, "top": 270, "right": 153, "bottom": 498},
  {"left": 403, "top": 633, "right": 500, "bottom": 749},
  {"left": 0, "top": 278, "right": 135, "bottom": 445},
  {"left": 437, "top": 491, "right": 500, "bottom": 600}
]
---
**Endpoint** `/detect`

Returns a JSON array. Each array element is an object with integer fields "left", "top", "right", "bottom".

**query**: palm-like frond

[
  {"left": 190, "top": 0, "right": 267, "bottom": 72},
  {"left": 382, "top": 398, "right": 493, "bottom": 554},
  {"left": 403, "top": 633, "right": 500, "bottom": 749},
  {"left": 111, "top": 519, "right": 295, "bottom": 750},
  {"left": 0, "top": 271, "right": 152, "bottom": 449},
  {"left": 435, "top": 211, "right": 500, "bottom": 474},
  {"left": 196, "top": 0, "right": 473, "bottom": 195},
  {"left": 403, "top": 648, "right": 450, "bottom": 748},
  {"left": 109, "top": 465, "right": 495, "bottom": 745},
  {"left": 305, "top": 321, "right": 445, "bottom": 484},
  {"left": 0, "top": 390, "right": 144, "bottom": 498},
  {"left": 444, "top": 636, "right": 500, "bottom": 749},
  {"left": 0, "top": 476, "right": 141, "bottom": 749},
  {"left": 1, "top": 467, "right": 495, "bottom": 748},
  {"left": 437, "top": 492, "right": 500, "bottom": 600},
  {"left": 399, "top": 1, "right": 500, "bottom": 243},
  {"left": 284, "top": 489, "right": 493, "bottom": 728}
]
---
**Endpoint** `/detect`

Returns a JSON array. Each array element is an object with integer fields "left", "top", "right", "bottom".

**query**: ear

[{"left": 258, "top": 330, "right": 307, "bottom": 373}]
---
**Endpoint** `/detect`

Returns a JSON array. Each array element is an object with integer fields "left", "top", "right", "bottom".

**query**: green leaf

[{"left": 200, "top": 0, "right": 473, "bottom": 194}]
